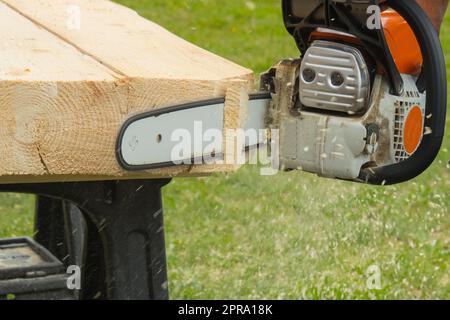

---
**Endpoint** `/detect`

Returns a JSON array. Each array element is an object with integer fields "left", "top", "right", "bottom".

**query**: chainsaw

[{"left": 116, "top": 0, "right": 447, "bottom": 186}]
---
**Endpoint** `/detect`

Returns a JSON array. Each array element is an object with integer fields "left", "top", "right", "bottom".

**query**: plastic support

[{"left": 0, "top": 179, "right": 172, "bottom": 300}]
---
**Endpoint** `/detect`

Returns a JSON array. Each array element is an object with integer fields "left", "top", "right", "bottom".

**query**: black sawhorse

[{"left": 0, "top": 179, "right": 171, "bottom": 300}]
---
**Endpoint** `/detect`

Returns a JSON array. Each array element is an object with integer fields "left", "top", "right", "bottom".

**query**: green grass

[
  {"left": 0, "top": 0, "right": 448, "bottom": 299},
  {"left": 0, "top": 194, "right": 34, "bottom": 239}
]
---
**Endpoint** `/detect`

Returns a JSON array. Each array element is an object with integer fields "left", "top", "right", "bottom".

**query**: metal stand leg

[{"left": 0, "top": 179, "right": 171, "bottom": 300}]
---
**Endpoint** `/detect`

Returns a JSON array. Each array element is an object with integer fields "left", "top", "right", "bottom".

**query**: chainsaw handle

[{"left": 360, "top": 0, "right": 447, "bottom": 185}]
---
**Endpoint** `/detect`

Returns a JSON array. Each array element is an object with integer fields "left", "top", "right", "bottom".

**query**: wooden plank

[
  {"left": 3, "top": 0, "right": 253, "bottom": 81},
  {"left": 0, "top": 0, "right": 254, "bottom": 183}
]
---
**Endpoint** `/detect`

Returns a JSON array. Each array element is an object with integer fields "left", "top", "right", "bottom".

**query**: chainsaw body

[{"left": 264, "top": 0, "right": 446, "bottom": 184}]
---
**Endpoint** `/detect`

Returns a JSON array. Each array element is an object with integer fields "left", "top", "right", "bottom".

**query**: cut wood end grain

[{"left": 0, "top": 0, "right": 255, "bottom": 183}]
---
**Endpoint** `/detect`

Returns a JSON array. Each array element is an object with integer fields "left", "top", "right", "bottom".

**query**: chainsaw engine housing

[
  {"left": 266, "top": 59, "right": 426, "bottom": 181},
  {"left": 266, "top": 0, "right": 446, "bottom": 185}
]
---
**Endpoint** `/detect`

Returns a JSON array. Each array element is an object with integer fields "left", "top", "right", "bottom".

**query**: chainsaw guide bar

[{"left": 117, "top": 93, "right": 271, "bottom": 171}]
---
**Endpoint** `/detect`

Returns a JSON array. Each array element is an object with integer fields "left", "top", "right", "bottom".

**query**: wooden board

[{"left": 0, "top": 0, "right": 254, "bottom": 183}]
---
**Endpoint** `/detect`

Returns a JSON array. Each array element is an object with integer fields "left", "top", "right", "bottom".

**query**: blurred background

[{"left": 0, "top": 0, "right": 448, "bottom": 299}]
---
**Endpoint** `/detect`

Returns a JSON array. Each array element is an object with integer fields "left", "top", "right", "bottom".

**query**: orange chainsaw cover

[{"left": 382, "top": 10, "right": 423, "bottom": 75}]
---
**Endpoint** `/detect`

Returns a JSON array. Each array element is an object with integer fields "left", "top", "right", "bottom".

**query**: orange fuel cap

[{"left": 403, "top": 106, "right": 424, "bottom": 155}]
